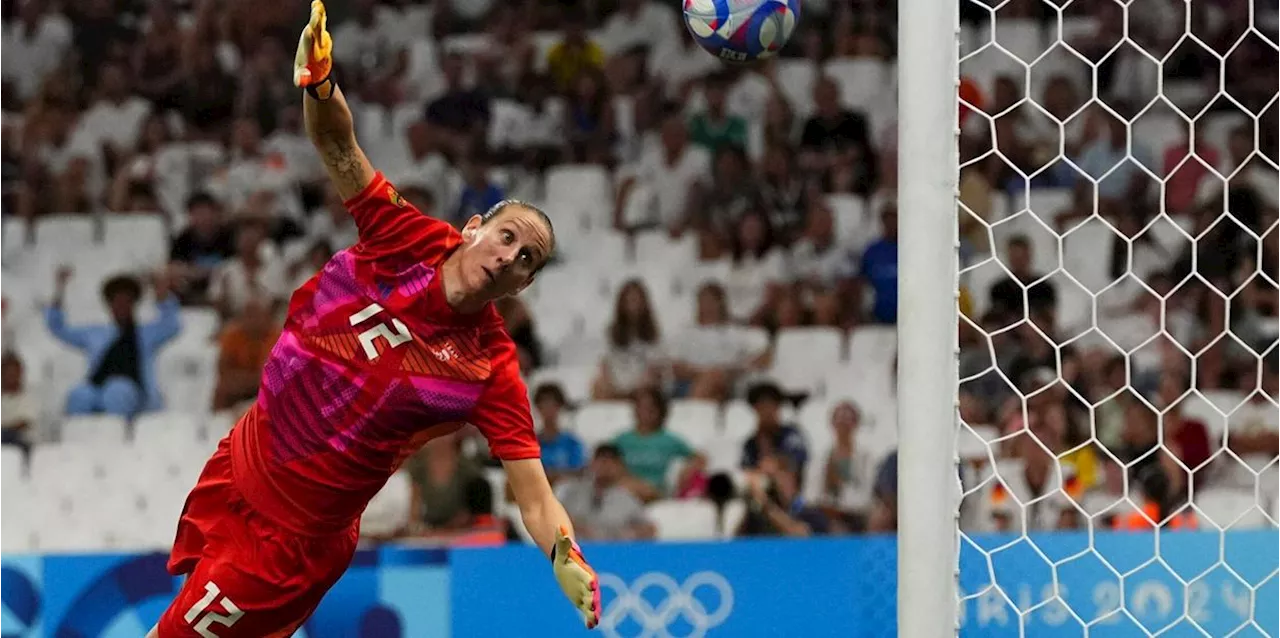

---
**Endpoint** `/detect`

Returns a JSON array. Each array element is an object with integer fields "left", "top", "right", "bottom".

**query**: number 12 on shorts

[{"left": 184, "top": 581, "right": 243, "bottom": 638}]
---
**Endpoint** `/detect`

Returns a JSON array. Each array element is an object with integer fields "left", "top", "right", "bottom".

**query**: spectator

[
  {"left": 1162, "top": 128, "right": 1220, "bottom": 216},
  {"left": 688, "top": 72, "right": 748, "bottom": 154},
  {"left": 533, "top": 383, "right": 586, "bottom": 482},
  {"left": 453, "top": 149, "right": 505, "bottom": 227},
  {"left": 592, "top": 279, "right": 665, "bottom": 400},
  {"left": 387, "top": 121, "right": 457, "bottom": 208},
  {"left": 852, "top": 204, "right": 899, "bottom": 324},
  {"left": 131, "top": 0, "right": 185, "bottom": 108},
  {"left": 1156, "top": 369, "right": 1211, "bottom": 485},
  {"left": 598, "top": 0, "right": 679, "bottom": 57},
  {"left": 563, "top": 69, "right": 615, "bottom": 161},
  {"left": 407, "top": 434, "right": 482, "bottom": 532},
  {"left": 799, "top": 76, "right": 873, "bottom": 194},
  {"left": 822, "top": 401, "right": 875, "bottom": 524},
  {"left": 670, "top": 282, "right": 770, "bottom": 400},
  {"left": 867, "top": 450, "right": 897, "bottom": 532},
  {"left": 289, "top": 239, "right": 334, "bottom": 292},
  {"left": 1075, "top": 108, "right": 1153, "bottom": 206},
  {"left": 425, "top": 54, "right": 492, "bottom": 150},
  {"left": 687, "top": 146, "right": 760, "bottom": 242},
  {"left": 546, "top": 14, "right": 605, "bottom": 93},
  {"left": 741, "top": 382, "right": 808, "bottom": 477},
  {"left": 987, "top": 234, "right": 1057, "bottom": 324},
  {"left": 556, "top": 444, "right": 656, "bottom": 541},
  {"left": 615, "top": 109, "right": 711, "bottom": 233},
  {"left": 1222, "top": 359, "right": 1280, "bottom": 491},
  {"left": 448, "top": 476, "right": 508, "bottom": 547},
  {"left": 46, "top": 268, "right": 181, "bottom": 418},
  {"left": 757, "top": 145, "right": 808, "bottom": 240},
  {"left": 209, "top": 217, "right": 288, "bottom": 320},
  {"left": 789, "top": 200, "right": 848, "bottom": 288},
  {"left": 170, "top": 193, "right": 235, "bottom": 305},
  {"left": 307, "top": 186, "right": 359, "bottom": 251},
  {"left": 738, "top": 453, "right": 828, "bottom": 537},
  {"left": 612, "top": 387, "right": 703, "bottom": 501},
  {"left": 212, "top": 294, "right": 279, "bottom": 412},
  {"left": 1, "top": 0, "right": 73, "bottom": 102},
  {"left": 495, "top": 297, "right": 543, "bottom": 372},
  {"left": 1, "top": 352, "right": 38, "bottom": 456},
  {"left": 73, "top": 61, "right": 153, "bottom": 163},
  {"left": 725, "top": 210, "right": 788, "bottom": 322}
]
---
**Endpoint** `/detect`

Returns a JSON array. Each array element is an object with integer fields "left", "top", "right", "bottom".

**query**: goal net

[{"left": 927, "top": 0, "right": 1280, "bottom": 635}]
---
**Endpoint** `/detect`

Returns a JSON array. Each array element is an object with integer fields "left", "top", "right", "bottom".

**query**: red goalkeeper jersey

[{"left": 230, "top": 172, "right": 540, "bottom": 535}]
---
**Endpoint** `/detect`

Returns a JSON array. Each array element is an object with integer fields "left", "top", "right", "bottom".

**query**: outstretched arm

[{"left": 295, "top": 0, "right": 375, "bottom": 200}]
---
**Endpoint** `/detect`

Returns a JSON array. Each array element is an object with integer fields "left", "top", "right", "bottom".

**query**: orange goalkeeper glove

[
  {"left": 293, "top": 0, "right": 334, "bottom": 95},
  {"left": 552, "top": 526, "right": 601, "bottom": 629}
]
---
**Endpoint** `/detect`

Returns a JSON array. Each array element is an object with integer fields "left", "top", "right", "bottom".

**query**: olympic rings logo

[{"left": 597, "top": 571, "right": 735, "bottom": 638}]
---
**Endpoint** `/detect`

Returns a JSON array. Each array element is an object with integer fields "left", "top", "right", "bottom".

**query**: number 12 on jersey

[{"left": 349, "top": 302, "right": 413, "bottom": 360}]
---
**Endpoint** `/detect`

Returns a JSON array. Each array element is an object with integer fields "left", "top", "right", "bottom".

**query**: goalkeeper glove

[
  {"left": 293, "top": 0, "right": 334, "bottom": 97},
  {"left": 552, "top": 526, "right": 601, "bottom": 629}
]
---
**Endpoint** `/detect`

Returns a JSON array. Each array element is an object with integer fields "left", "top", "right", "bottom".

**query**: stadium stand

[{"left": 1, "top": 0, "right": 1276, "bottom": 553}]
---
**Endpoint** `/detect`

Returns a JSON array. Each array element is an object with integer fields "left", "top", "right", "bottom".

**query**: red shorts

[{"left": 156, "top": 438, "right": 359, "bottom": 638}]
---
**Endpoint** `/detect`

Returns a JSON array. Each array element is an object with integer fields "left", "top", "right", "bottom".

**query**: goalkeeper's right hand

[
  {"left": 552, "top": 526, "right": 601, "bottom": 629},
  {"left": 293, "top": 0, "right": 333, "bottom": 88}
]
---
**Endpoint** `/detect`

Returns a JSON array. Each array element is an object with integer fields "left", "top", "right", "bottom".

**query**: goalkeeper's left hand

[{"left": 552, "top": 526, "right": 601, "bottom": 629}]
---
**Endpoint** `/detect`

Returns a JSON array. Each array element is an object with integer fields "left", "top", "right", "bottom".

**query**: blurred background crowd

[{"left": 0, "top": 0, "right": 1276, "bottom": 551}]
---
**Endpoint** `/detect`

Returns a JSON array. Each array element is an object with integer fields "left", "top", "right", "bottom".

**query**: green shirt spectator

[
  {"left": 612, "top": 387, "right": 696, "bottom": 495},
  {"left": 688, "top": 71, "right": 747, "bottom": 153}
]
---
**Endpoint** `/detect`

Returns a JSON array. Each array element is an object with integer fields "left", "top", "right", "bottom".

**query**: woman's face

[
  {"left": 738, "top": 214, "right": 767, "bottom": 251},
  {"left": 696, "top": 287, "right": 726, "bottom": 324},
  {"left": 634, "top": 394, "right": 662, "bottom": 431},
  {"left": 831, "top": 403, "right": 859, "bottom": 436},
  {"left": 621, "top": 284, "right": 648, "bottom": 319},
  {"left": 536, "top": 396, "right": 562, "bottom": 424}
]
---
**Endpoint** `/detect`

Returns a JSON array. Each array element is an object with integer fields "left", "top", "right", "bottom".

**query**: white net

[{"left": 953, "top": 0, "right": 1278, "bottom": 635}]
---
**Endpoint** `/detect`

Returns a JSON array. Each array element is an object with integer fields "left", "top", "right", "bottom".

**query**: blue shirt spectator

[
  {"left": 45, "top": 270, "right": 181, "bottom": 418},
  {"left": 859, "top": 206, "right": 899, "bottom": 324},
  {"left": 454, "top": 152, "right": 505, "bottom": 226},
  {"left": 740, "top": 382, "right": 808, "bottom": 477},
  {"left": 1075, "top": 112, "right": 1154, "bottom": 202},
  {"left": 533, "top": 383, "right": 586, "bottom": 480}
]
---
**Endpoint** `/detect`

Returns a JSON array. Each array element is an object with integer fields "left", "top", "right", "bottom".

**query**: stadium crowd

[{"left": 1, "top": 0, "right": 1276, "bottom": 551}]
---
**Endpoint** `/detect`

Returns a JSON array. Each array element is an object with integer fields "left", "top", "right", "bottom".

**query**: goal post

[{"left": 896, "top": 0, "right": 962, "bottom": 634}]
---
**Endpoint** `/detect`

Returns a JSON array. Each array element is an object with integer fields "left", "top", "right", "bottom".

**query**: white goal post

[
  {"left": 896, "top": 0, "right": 962, "bottom": 635},
  {"left": 897, "top": 0, "right": 1279, "bottom": 635}
]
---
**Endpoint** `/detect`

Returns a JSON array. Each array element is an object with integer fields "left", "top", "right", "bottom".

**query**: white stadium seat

[
  {"left": 719, "top": 499, "right": 748, "bottom": 538},
  {"left": 103, "top": 213, "right": 169, "bottom": 270},
  {"left": 60, "top": 414, "right": 128, "bottom": 445},
  {"left": 822, "top": 59, "right": 889, "bottom": 112},
  {"left": 771, "top": 327, "right": 847, "bottom": 396},
  {"left": 648, "top": 499, "right": 718, "bottom": 540},
  {"left": 573, "top": 401, "right": 635, "bottom": 451},
  {"left": 666, "top": 399, "right": 720, "bottom": 451},
  {"left": 133, "top": 411, "right": 207, "bottom": 450},
  {"left": 545, "top": 164, "right": 613, "bottom": 233},
  {"left": 34, "top": 215, "right": 96, "bottom": 254},
  {"left": 527, "top": 365, "right": 597, "bottom": 406},
  {"left": 2, "top": 446, "right": 26, "bottom": 483}
]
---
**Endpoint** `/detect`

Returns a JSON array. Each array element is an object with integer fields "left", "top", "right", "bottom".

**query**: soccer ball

[{"left": 683, "top": 0, "right": 800, "bottom": 63}]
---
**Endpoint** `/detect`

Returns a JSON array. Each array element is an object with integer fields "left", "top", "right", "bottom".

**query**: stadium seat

[
  {"left": 133, "top": 411, "right": 207, "bottom": 449},
  {"left": 721, "top": 400, "right": 759, "bottom": 445},
  {"left": 823, "top": 59, "right": 889, "bottom": 112},
  {"left": 103, "top": 213, "right": 169, "bottom": 270},
  {"left": 826, "top": 194, "right": 872, "bottom": 254},
  {"left": 666, "top": 399, "right": 720, "bottom": 450},
  {"left": 771, "top": 327, "right": 847, "bottom": 395},
  {"left": 704, "top": 432, "right": 744, "bottom": 473},
  {"left": 846, "top": 325, "right": 898, "bottom": 379},
  {"left": 2, "top": 446, "right": 26, "bottom": 483},
  {"left": 1194, "top": 488, "right": 1274, "bottom": 530},
  {"left": 60, "top": 414, "right": 128, "bottom": 445},
  {"left": 1131, "top": 112, "right": 1188, "bottom": 167},
  {"left": 775, "top": 58, "right": 817, "bottom": 116},
  {"left": 545, "top": 164, "right": 613, "bottom": 232},
  {"left": 527, "top": 365, "right": 597, "bottom": 406},
  {"left": 633, "top": 231, "right": 697, "bottom": 268},
  {"left": 648, "top": 499, "right": 718, "bottom": 540},
  {"left": 719, "top": 499, "right": 747, "bottom": 538},
  {"left": 573, "top": 401, "right": 635, "bottom": 451},
  {"left": 34, "top": 215, "right": 97, "bottom": 255}
]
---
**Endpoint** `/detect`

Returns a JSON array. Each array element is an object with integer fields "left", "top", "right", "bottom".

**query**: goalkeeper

[{"left": 146, "top": 2, "right": 600, "bottom": 635}]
